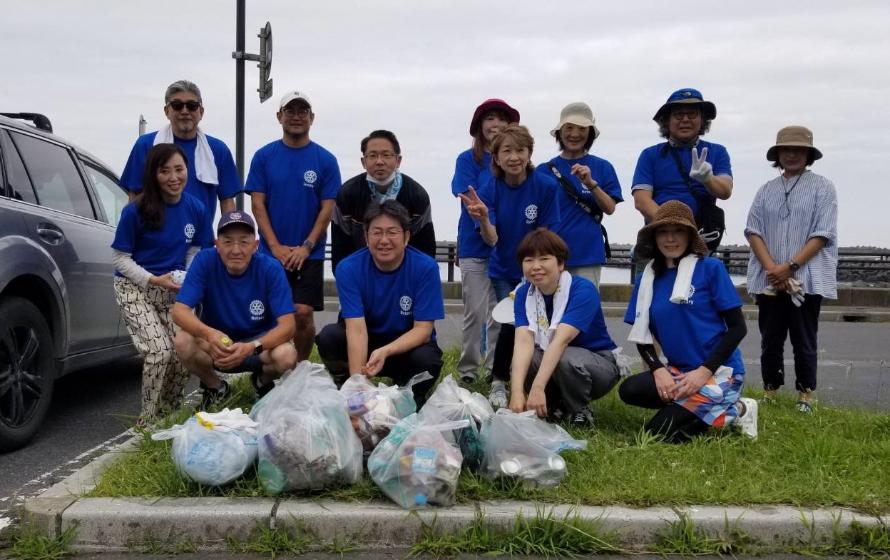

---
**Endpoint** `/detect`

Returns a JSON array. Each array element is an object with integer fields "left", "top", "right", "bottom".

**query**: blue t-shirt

[
  {"left": 245, "top": 140, "right": 341, "bottom": 260},
  {"left": 537, "top": 155, "right": 623, "bottom": 266},
  {"left": 111, "top": 193, "right": 210, "bottom": 276},
  {"left": 624, "top": 257, "right": 744, "bottom": 373},
  {"left": 451, "top": 149, "right": 493, "bottom": 259},
  {"left": 335, "top": 247, "right": 445, "bottom": 339},
  {"left": 120, "top": 131, "right": 242, "bottom": 246},
  {"left": 176, "top": 249, "right": 294, "bottom": 341},
  {"left": 514, "top": 276, "right": 616, "bottom": 353},
  {"left": 478, "top": 171, "right": 561, "bottom": 282},
  {"left": 631, "top": 140, "right": 731, "bottom": 218}
]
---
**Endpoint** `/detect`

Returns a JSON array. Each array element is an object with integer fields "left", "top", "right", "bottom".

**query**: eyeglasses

[
  {"left": 368, "top": 227, "right": 404, "bottom": 239},
  {"left": 167, "top": 100, "right": 202, "bottom": 112},
  {"left": 282, "top": 107, "right": 311, "bottom": 118},
  {"left": 364, "top": 152, "right": 398, "bottom": 161},
  {"left": 670, "top": 109, "right": 701, "bottom": 121}
]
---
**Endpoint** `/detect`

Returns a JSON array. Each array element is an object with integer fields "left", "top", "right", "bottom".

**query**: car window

[
  {"left": 83, "top": 162, "right": 128, "bottom": 227},
  {"left": 0, "top": 130, "right": 38, "bottom": 204},
  {"left": 9, "top": 131, "right": 95, "bottom": 219}
]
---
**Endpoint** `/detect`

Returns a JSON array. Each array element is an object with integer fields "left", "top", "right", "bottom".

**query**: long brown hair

[{"left": 138, "top": 143, "right": 188, "bottom": 230}]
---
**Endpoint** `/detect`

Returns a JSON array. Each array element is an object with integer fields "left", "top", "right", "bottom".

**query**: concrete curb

[{"left": 22, "top": 435, "right": 888, "bottom": 552}]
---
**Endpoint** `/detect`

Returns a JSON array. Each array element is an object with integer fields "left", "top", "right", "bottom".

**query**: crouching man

[
  {"left": 316, "top": 200, "right": 444, "bottom": 406},
  {"left": 509, "top": 229, "right": 620, "bottom": 426},
  {"left": 172, "top": 211, "right": 298, "bottom": 407}
]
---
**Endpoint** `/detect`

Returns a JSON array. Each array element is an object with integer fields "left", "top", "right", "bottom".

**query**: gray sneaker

[
  {"left": 569, "top": 406, "right": 594, "bottom": 427},
  {"left": 488, "top": 381, "right": 508, "bottom": 409},
  {"left": 200, "top": 379, "right": 230, "bottom": 410}
]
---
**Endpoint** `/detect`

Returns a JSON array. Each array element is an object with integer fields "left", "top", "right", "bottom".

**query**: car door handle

[{"left": 37, "top": 224, "right": 65, "bottom": 245}]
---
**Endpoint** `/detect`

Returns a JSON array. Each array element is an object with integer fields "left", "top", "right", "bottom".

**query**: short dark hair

[
  {"left": 772, "top": 148, "right": 817, "bottom": 169},
  {"left": 656, "top": 108, "right": 712, "bottom": 140},
  {"left": 516, "top": 228, "right": 569, "bottom": 265},
  {"left": 361, "top": 130, "right": 401, "bottom": 155},
  {"left": 554, "top": 127, "right": 596, "bottom": 152},
  {"left": 363, "top": 200, "right": 411, "bottom": 231}
]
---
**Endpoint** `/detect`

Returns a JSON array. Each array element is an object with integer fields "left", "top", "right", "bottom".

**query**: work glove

[{"left": 690, "top": 146, "right": 713, "bottom": 183}]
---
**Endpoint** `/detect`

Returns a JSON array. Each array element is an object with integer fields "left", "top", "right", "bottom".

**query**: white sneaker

[
  {"left": 488, "top": 381, "right": 508, "bottom": 409},
  {"left": 736, "top": 397, "right": 758, "bottom": 439}
]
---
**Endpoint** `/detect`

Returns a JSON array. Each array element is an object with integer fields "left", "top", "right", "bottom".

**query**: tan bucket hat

[
  {"left": 635, "top": 200, "right": 708, "bottom": 260},
  {"left": 550, "top": 102, "right": 600, "bottom": 140},
  {"left": 766, "top": 125, "right": 823, "bottom": 161}
]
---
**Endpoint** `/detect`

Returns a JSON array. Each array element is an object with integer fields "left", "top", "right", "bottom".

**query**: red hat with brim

[{"left": 469, "top": 98, "right": 520, "bottom": 136}]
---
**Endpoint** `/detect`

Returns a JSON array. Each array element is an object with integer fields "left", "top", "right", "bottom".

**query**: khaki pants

[
  {"left": 113, "top": 277, "right": 189, "bottom": 420},
  {"left": 456, "top": 258, "right": 500, "bottom": 379}
]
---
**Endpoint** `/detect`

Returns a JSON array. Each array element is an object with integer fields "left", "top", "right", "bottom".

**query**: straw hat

[
  {"left": 766, "top": 125, "right": 822, "bottom": 161},
  {"left": 635, "top": 201, "right": 708, "bottom": 260}
]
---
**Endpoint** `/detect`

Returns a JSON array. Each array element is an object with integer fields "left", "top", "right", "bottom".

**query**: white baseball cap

[{"left": 279, "top": 90, "right": 312, "bottom": 110}]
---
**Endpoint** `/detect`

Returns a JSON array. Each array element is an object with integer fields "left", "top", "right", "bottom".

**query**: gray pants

[
  {"left": 456, "top": 257, "right": 500, "bottom": 379},
  {"left": 567, "top": 265, "right": 602, "bottom": 288},
  {"left": 525, "top": 346, "right": 620, "bottom": 416}
]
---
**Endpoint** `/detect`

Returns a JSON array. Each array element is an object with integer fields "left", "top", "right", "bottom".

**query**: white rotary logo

[
  {"left": 184, "top": 223, "right": 195, "bottom": 239},
  {"left": 399, "top": 295, "right": 413, "bottom": 313},
  {"left": 524, "top": 204, "right": 538, "bottom": 221},
  {"left": 249, "top": 300, "right": 265, "bottom": 317},
  {"left": 303, "top": 170, "right": 317, "bottom": 184}
]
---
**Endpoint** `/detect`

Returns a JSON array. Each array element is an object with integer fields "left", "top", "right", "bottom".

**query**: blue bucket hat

[{"left": 653, "top": 88, "right": 717, "bottom": 122}]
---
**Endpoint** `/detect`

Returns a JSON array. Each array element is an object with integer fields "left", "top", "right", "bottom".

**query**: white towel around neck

[
  {"left": 524, "top": 271, "right": 572, "bottom": 351},
  {"left": 627, "top": 254, "right": 699, "bottom": 345},
  {"left": 153, "top": 125, "right": 218, "bottom": 185}
]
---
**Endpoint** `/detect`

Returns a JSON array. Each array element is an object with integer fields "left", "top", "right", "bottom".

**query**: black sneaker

[
  {"left": 569, "top": 406, "right": 594, "bottom": 427},
  {"left": 251, "top": 370, "right": 275, "bottom": 400},
  {"left": 200, "top": 379, "right": 229, "bottom": 410}
]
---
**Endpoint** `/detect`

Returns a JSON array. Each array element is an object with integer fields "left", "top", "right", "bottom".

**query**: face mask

[{"left": 366, "top": 171, "right": 397, "bottom": 187}]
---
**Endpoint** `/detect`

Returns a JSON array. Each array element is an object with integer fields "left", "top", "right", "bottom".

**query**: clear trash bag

[
  {"left": 340, "top": 371, "right": 432, "bottom": 453},
  {"left": 419, "top": 375, "right": 493, "bottom": 471},
  {"left": 480, "top": 409, "right": 587, "bottom": 487},
  {"left": 367, "top": 413, "right": 469, "bottom": 509},
  {"left": 151, "top": 408, "right": 258, "bottom": 486},
  {"left": 250, "top": 361, "right": 362, "bottom": 494}
]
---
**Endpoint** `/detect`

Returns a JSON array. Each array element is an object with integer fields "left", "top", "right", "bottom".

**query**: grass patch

[
  {"left": 654, "top": 512, "right": 762, "bottom": 555},
  {"left": 91, "top": 346, "right": 890, "bottom": 513},
  {"left": 410, "top": 507, "right": 621, "bottom": 557},
  {"left": 226, "top": 520, "right": 313, "bottom": 558},
  {"left": 8, "top": 525, "right": 75, "bottom": 560}
]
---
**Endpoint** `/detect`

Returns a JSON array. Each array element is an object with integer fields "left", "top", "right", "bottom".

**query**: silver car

[{"left": 0, "top": 113, "right": 135, "bottom": 451}]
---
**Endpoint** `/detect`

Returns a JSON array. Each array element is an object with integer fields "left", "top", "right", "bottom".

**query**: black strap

[
  {"left": 546, "top": 163, "right": 611, "bottom": 259},
  {"left": 666, "top": 145, "right": 720, "bottom": 219}
]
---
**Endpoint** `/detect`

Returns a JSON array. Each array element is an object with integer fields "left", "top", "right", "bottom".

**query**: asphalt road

[{"left": 1, "top": 315, "right": 888, "bottom": 534}]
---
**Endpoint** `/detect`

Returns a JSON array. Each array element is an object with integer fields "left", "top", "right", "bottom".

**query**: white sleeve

[{"left": 112, "top": 249, "right": 153, "bottom": 288}]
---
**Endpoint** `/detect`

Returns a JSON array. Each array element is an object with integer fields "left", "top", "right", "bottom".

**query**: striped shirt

[{"left": 744, "top": 170, "right": 838, "bottom": 298}]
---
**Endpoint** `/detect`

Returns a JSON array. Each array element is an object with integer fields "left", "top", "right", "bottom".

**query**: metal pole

[{"left": 235, "top": 0, "right": 246, "bottom": 210}]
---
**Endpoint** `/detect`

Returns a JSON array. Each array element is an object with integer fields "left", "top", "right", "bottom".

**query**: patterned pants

[{"left": 113, "top": 277, "right": 189, "bottom": 420}]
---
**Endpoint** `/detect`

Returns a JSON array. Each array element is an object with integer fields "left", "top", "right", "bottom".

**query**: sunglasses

[{"left": 167, "top": 100, "right": 202, "bottom": 112}]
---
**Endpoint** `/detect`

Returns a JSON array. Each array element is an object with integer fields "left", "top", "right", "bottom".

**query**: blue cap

[
  {"left": 653, "top": 88, "right": 717, "bottom": 121},
  {"left": 216, "top": 211, "right": 256, "bottom": 234}
]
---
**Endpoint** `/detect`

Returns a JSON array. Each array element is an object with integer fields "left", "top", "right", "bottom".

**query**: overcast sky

[{"left": 2, "top": 0, "right": 888, "bottom": 247}]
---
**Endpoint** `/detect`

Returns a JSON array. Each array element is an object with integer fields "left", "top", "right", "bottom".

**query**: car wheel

[{"left": 0, "top": 297, "right": 56, "bottom": 452}]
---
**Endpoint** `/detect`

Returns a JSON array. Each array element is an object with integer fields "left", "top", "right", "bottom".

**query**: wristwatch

[
  {"left": 787, "top": 259, "right": 800, "bottom": 272},
  {"left": 302, "top": 239, "right": 316, "bottom": 250},
  {"left": 252, "top": 340, "right": 264, "bottom": 355}
]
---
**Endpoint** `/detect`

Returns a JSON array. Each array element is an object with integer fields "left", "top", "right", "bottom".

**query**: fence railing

[{"left": 325, "top": 243, "right": 890, "bottom": 283}]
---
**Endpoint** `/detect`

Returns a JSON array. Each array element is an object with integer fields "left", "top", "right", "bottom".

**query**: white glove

[
  {"left": 690, "top": 146, "right": 713, "bottom": 183},
  {"left": 786, "top": 278, "right": 805, "bottom": 307}
]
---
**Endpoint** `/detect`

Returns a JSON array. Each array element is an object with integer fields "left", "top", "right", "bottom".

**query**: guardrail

[{"left": 324, "top": 243, "right": 890, "bottom": 283}]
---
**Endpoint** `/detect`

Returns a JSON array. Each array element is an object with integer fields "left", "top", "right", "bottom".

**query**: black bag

[
  {"left": 667, "top": 146, "right": 725, "bottom": 252},
  {"left": 546, "top": 163, "right": 611, "bottom": 259}
]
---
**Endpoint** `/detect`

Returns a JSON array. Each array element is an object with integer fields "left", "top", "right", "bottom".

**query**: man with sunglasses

[
  {"left": 330, "top": 129, "right": 436, "bottom": 274},
  {"left": 122, "top": 80, "right": 241, "bottom": 247},
  {"left": 246, "top": 90, "right": 341, "bottom": 362},
  {"left": 631, "top": 88, "right": 733, "bottom": 252},
  {"left": 316, "top": 200, "right": 444, "bottom": 406}
]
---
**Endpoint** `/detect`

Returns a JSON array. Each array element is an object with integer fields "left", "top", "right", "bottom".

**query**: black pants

[
  {"left": 618, "top": 372, "right": 709, "bottom": 444},
  {"left": 756, "top": 293, "right": 822, "bottom": 392},
  {"left": 315, "top": 321, "right": 440, "bottom": 407}
]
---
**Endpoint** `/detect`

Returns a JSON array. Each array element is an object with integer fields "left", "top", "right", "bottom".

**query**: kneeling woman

[
  {"left": 620, "top": 201, "right": 756, "bottom": 442},
  {"left": 508, "top": 229, "right": 620, "bottom": 426},
  {"left": 111, "top": 143, "right": 210, "bottom": 423}
]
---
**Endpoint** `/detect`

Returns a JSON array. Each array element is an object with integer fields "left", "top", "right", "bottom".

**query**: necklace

[{"left": 779, "top": 173, "right": 804, "bottom": 218}]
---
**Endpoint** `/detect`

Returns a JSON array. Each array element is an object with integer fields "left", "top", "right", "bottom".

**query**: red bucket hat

[{"left": 469, "top": 98, "right": 520, "bottom": 136}]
